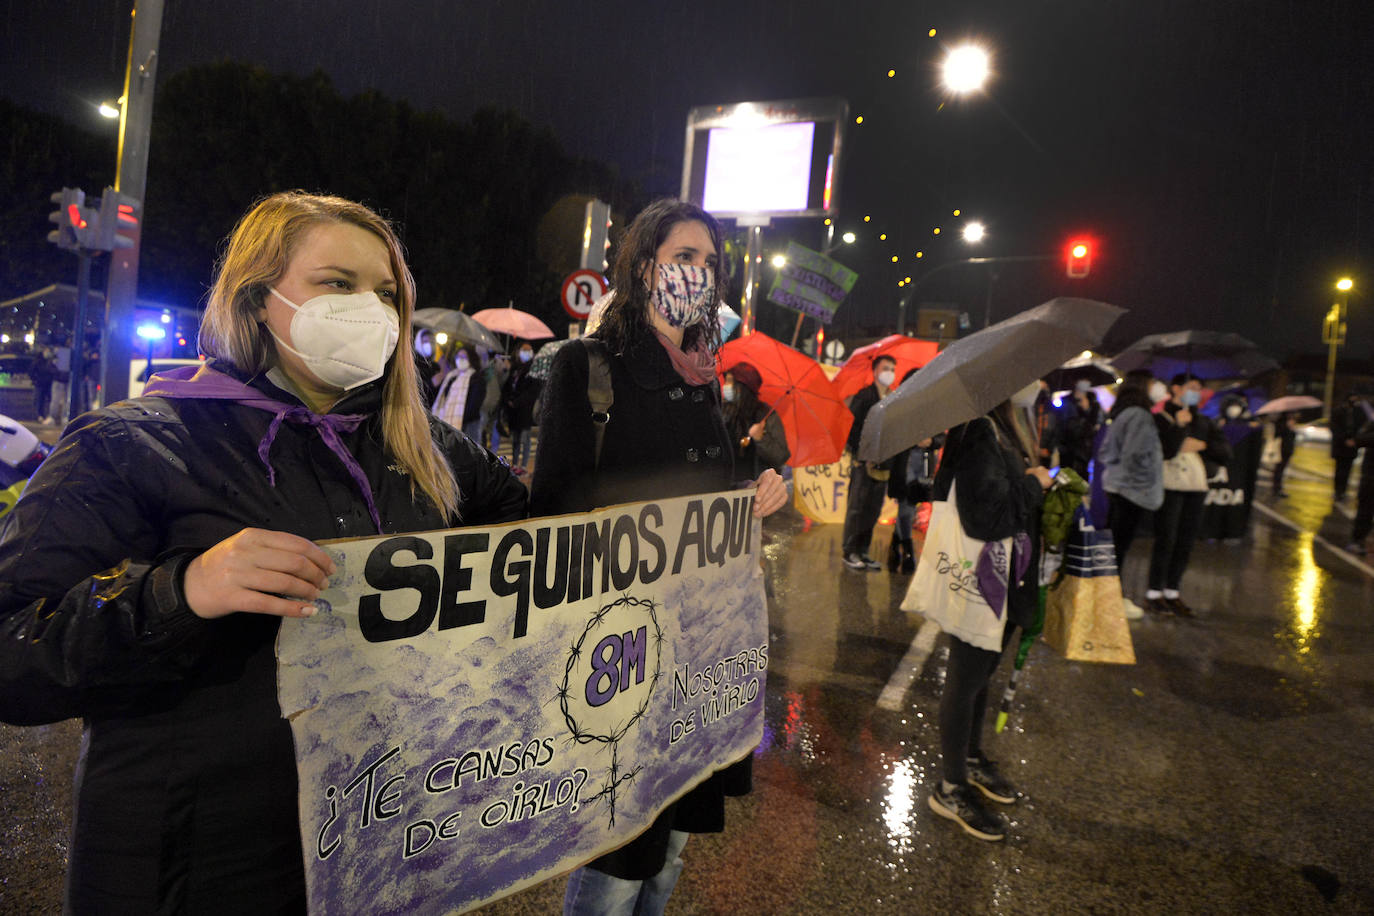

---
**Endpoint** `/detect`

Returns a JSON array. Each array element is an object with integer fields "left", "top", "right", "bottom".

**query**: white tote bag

[{"left": 900, "top": 481, "right": 1010, "bottom": 651}]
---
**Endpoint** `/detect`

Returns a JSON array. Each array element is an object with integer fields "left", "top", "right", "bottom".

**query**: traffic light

[
  {"left": 93, "top": 188, "right": 141, "bottom": 252},
  {"left": 1065, "top": 238, "right": 1093, "bottom": 278},
  {"left": 48, "top": 187, "right": 98, "bottom": 251}
]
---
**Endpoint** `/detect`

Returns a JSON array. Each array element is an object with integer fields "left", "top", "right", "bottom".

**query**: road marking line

[
  {"left": 1251, "top": 500, "right": 1374, "bottom": 578},
  {"left": 877, "top": 619, "right": 940, "bottom": 711}
]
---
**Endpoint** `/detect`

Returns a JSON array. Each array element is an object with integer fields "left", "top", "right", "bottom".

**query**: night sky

[{"left": 5, "top": 0, "right": 1372, "bottom": 361}]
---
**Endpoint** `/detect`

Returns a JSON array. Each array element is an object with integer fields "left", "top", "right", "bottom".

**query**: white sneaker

[{"left": 1122, "top": 598, "right": 1145, "bottom": 620}]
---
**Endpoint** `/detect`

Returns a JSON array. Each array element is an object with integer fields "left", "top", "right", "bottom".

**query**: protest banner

[
  {"left": 765, "top": 240, "right": 858, "bottom": 324},
  {"left": 277, "top": 491, "right": 767, "bottom": 913}
]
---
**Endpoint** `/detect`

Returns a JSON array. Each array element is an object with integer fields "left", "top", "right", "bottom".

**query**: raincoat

[{"left": 0, "top": 360, "right": 527, "bottom": 912}]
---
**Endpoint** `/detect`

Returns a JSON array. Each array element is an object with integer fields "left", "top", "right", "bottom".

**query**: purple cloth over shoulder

[
  {"left": 975, "top": 532, "right": 1031, "bottom": 620},
  {"left": 141, "top": 364, "right": 383, "bottom": 533}
]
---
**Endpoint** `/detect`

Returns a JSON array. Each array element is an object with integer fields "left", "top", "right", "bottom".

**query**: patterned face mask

[{"left": 650, "top": 263, "right": 715, "bottom": 329}]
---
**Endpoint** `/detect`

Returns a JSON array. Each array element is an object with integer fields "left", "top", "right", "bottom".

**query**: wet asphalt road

[{"left": 2, "top": 442, "right": 1371, "bottom": 914}]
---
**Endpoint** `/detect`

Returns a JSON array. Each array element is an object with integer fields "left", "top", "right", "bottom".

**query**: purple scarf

[
  {"left": 142, "top": 364, "right": 383, "bottom": 533},
  {"left": 975, "top": 533, "right": 1032, "bottom": 620}
]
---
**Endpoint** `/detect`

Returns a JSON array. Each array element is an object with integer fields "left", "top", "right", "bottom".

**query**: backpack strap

[{"left": 582, "top": 338, "right": 613, "bottom": 468}]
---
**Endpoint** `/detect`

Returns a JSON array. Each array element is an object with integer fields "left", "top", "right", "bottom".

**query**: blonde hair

[{"left": 200, "top": 191, "right": 461, "bottom": 521}]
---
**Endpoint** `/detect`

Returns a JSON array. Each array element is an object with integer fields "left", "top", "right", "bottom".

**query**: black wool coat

[
  {"left": 0, "top": 361, "right": 528, "bottom": 913},
  {"left": 530, "top": 333, "right": 751, "bottom": 880}
]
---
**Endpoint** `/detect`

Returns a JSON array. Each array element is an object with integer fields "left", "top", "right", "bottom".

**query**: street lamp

[
  {"left": 771, "top": 254, "right": 787, "bottom": 268},
  {"left": 962, "top": 221, "right": 985, "bottom": 244},
  {"left": 1323, "top": 277, "right": 1355, "bottom": 420},
  {"left": 941, "top": 45, "right": 991, "bottom": 94},
  {"left": 841, "top": 231, "right": 857, "bottom": 244}
]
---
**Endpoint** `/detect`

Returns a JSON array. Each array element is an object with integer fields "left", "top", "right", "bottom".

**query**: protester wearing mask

[
  {"left": 432, "top": 343, "right": 486, "bottom": 442},
  {"left": 926, "top": 382, "right": 1052, "bottom": 841},
  {"left": 503, "top": 343, "right": 542, "bottom": 475},
  {"left": 1146, "top": 373, "right": 1230, "bottom": 615},
  {"left": 842, "top": 354, "right": 900, "bottom": 570},
  {"left": 413, "top": 328, "right": 442, "bottom": 404},
  {"left": 1051, "top": 378, "right": 1104, "bottom": 478},
  {"left": 721, "top": 362, "right": 790, "bottom": 479},
  {"left": 1095, "top": 369, "right": 1163, "bottom": 618},
  {"left": 0, "top": 192, "right": 528, "bottom": 911},
  {"left": 531, "top": 198, "right": 787, "bottom": 916}
]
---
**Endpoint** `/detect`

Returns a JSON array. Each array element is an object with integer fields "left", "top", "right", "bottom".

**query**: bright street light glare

[
  {"left": 962, "top": 221, "right": 986, "bottom": 243},
  {"left": 98, "top": 101, "right": 120, "bottom": 119},
  {"left": 841, "top": 231, "right": 857, "bottom": 244},
  {"left": 771, "top": 254, "right": 787, "bottom": 268},
  {"left": 434, "top": 332, "right": 449, "bottom": 345},
  {"left": 1336, "top": 277, "right": 1354, "bottom": 292},
  {"left": 942, "top": 45, "right": 990, "bottom": 94}
]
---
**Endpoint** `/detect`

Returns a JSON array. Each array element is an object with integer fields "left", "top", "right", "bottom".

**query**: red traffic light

[{"left": 1065, "top": 238, "right": 1093, "bottom": 279}]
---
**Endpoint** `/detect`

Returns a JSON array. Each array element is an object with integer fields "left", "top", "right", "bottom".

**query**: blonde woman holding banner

[{"left": 0, "top": 191, "right": 527, "bottom": 911}]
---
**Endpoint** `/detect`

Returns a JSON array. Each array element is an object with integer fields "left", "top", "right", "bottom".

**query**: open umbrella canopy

[
  {"left": 471, "top": 305, "right": 555, "bottom": 341},
  {"left": 717, "top": 331, "right": 852, "bottom": 467},
  {"left": 1043, "top": 353, "right": 1121, "bottom": 392},
  {"left": 1112, "top": 330, "right": 1278, "bottom": 381},
  {"left": 831, "top": 335, "right": 941, "bottom": 401},
  {"left": 858, "top": 298, "right": 1127, "bottom": 463},
  {"left": 528, "top": 337, "right": 575, "bottom": 381},
  {"left": 411, "top": 307, "right": 503, "bottom": 352},
  {"left": 1255, "top": 394, "right": 1324, "bottom": 416}
]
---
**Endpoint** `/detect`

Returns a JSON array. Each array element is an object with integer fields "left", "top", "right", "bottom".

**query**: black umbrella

[
  {"left": 857, "top": 298, "right": 1126, "bottom": 463},
  {"left": 1111, "top": 331, "right": 1278, "bottom": 381},
  {"left": 1043, "top": 354, "right": 1121, "bottom": 392}
]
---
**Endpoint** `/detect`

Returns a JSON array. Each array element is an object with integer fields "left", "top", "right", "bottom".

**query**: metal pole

[
  {"left": 102, "top": 0, "right": 164, "bottom": 406},
  {"left": 69, "top": 251, "right": 93, "bottom": 420},
  {"left": 982, "top": 270, "right": 1001, "bottom": 329},
  {"left": 1322, "top": 300, "right": 1344, "bottom": 421},
  {"left": 740, "top": 224, "right": 763, "bottom": 335}
]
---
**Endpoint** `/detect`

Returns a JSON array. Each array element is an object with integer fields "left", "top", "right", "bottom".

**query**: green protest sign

[{"left": 765, "top": 240, "right": 859, "bottom": 324}]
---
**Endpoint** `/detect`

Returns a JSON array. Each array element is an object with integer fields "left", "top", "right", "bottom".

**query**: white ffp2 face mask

[{"left": 269, "top": 287, "right": 400, "bottom": 391}]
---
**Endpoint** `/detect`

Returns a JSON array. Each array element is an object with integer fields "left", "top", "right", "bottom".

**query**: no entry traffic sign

[{"left": 561, "top": 269, "right": 609, "bottom": 320}]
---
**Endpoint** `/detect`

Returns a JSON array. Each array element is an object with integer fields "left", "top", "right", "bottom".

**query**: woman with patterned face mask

[
  {"left": 531, "top": 199, "right": 787, "bottom": 916},
  {"left": 0, "top": 192, "right": 528, "bottom": 911}
]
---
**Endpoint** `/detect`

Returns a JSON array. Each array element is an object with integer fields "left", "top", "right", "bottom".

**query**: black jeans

[
  {"left": 1353, "top": 466, "right": 1374, "bottom": 543},
  {"left": 841, "top": 465, "right": 888, "bottom": 557},
  {"left": 940, "top": 627, "right": 1017, "bottom": 784},
  {"left": 1334, "top": 456, "right": 1356, "bottom": 500},
  {"left": 1272, "top": 442, "right": 1294, "bottom": 495},
  {"left": 1148, "top": 489, "right": 1206, "bottom": 591},
  {"left": 1107, "top": 492, "right": 1148, "bottom": 570}
]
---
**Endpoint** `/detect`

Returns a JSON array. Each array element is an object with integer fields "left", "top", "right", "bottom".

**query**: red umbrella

[
  {"left": 717, "top": 332, "right": 852, "bottom": 467},
  {"left": 471, "top": 305, "right": 555, "bottom": 341},
  {"left": 831, "top": 335, "right": 940, "bottom": 401}
]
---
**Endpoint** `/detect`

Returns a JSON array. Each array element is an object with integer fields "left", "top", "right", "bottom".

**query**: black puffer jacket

[
  {"left": 530, "top": 332, "right": 748, "bottom": 881},
  {"left": 0, "top": 361, "right": 527, "bottom": 913}
]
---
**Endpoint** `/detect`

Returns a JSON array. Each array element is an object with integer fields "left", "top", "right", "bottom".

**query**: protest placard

[
  {"left": 277, "top": 490, "right": 767, "bottom": 913},
  {"left": 765, "top": 240, "right": 859, "bottom": 324}
]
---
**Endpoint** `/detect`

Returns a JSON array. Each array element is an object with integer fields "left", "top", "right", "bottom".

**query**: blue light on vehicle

[{"left": 136, "top": 325, "right": 167, "bottom": 341}]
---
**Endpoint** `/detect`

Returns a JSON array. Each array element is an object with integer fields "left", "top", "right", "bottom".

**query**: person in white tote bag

[{"left": 910, "top": 385, "right": 1051, "bottom": 841}]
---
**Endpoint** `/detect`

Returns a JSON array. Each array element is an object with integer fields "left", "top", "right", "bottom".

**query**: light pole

[{"left": 1322, "top": 276, "right": 1354, "bottom": 420}]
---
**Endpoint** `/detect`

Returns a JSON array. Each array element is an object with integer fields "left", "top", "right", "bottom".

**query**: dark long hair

[
  {"left": 1110, "top": 369, "right": 1155, "bottom": 419},
  {"left": 591, "top": 198, "right": 727, "bottom": 355}
]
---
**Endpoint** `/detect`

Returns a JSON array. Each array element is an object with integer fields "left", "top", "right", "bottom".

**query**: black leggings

[
  {"left": 1107, "top": 492, "right": 1147, "bottom": 569},
  {"left": 940, "top": 626, "right": 1017, "bottom": 784}
]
